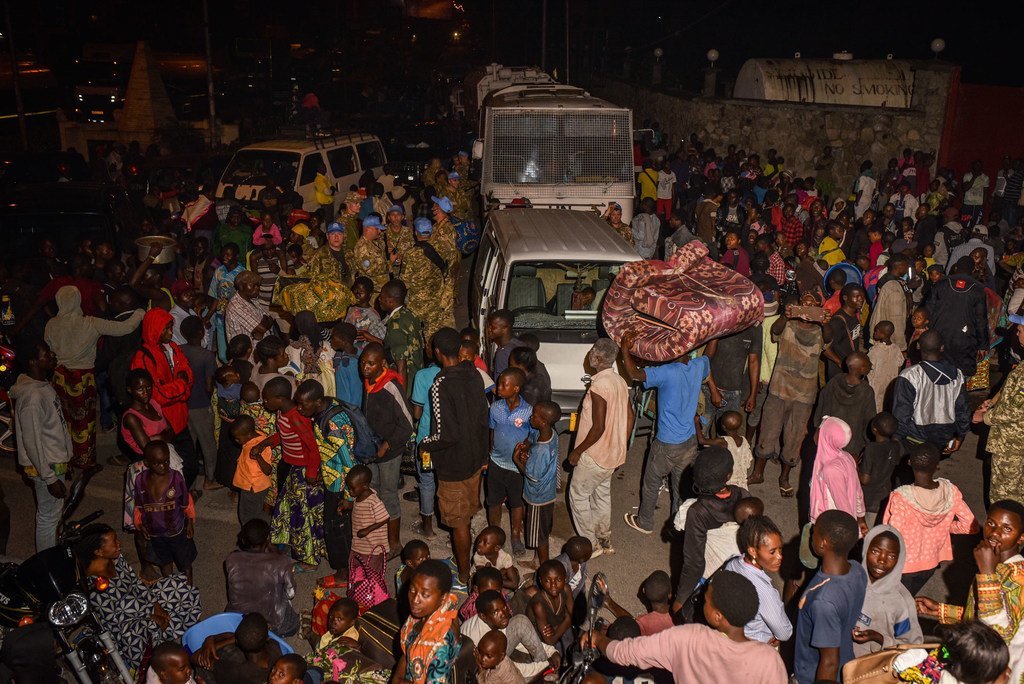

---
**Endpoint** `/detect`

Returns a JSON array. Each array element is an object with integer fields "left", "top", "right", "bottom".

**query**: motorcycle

[
  {"left": 0, "top": 477, "right": 133, "bottom": 684},
  {"left": 559, "top": 572, "right": 608, "bottom": 684}
]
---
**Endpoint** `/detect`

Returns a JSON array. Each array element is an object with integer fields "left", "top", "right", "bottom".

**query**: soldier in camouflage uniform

[
  {"left": 353, "top": 214, "right": 393, "bottom": 291},
  {"left": 384, "top": 205, "right": 414, "bottom": 263},
  {"left": 429, "top": 196, "right": 461, "bottom": 327},
  {"left": 378, "top": 280, "right": 424, "bottom": 396},
  {"left": 453, "top": 151, "right": 470, "bottom": 178},
  {"left": 338, "top": 191, "right": 363, "bottom": 251},
  {"left": 444, "top": 172, "right": 475, "bottom": 222},
  {"left": 975, "top": 316, "right": 1024, "bottom": 504},
  {"left": 402, "top": 217, "right": 451, "bottom": 342},
  {"left": 421, "top": 158, "right": 443, "bottom": 194}
]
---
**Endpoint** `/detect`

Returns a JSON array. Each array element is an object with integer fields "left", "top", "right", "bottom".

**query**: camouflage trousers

[{"left": 990, "top": 450, "right": 1024, "bottom": 505}]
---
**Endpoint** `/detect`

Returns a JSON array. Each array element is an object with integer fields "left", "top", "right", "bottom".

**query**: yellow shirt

[
  {"left": 818, "top": 236, "right": 846, "bottom": 266},
  {"left": 638, "top": 168, "right": 659, "bottom": 200},
  {"left": 317, "top": 626, "right": 359, "bottom": 651}
]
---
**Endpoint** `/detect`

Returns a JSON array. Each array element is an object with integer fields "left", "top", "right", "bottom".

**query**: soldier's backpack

[{"left": 317, "top": 398, "right": 383, "bottom": 464}]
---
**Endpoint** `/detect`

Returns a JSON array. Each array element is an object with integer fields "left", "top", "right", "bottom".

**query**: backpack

[
  {"left": 317, "top": 398, "right": 382, "bottom": 464},
  {"left": 940, "top": 225, "right": 965, "bottom": 252}
]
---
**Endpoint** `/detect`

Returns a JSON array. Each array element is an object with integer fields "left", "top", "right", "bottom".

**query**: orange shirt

[
  {"left": 234, "top": 433, "right": 273, "bottom": 493},
  {"left": 577, "top": 368, "right": 630, "bottom": 469}
]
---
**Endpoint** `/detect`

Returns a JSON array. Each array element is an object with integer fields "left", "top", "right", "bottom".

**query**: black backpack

[{"left": 316, "top": 398, "right": 382, "bottom": 464}]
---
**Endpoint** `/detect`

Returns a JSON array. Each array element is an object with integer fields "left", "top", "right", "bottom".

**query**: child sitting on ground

[
  {"left": 230, "top": 415, "right": 273, "bottom": 525},
  {"left": 474, "top": 526, "right": 520, "bottom": 590},
  {"left": 395, "top": 560, "right": 460, "bottom": 684},
  {"left": 513, "top": 401, "right": 561, "bottom": 568},
  {"left": 267, "top": 654, "right": 306, "bottom": 684},
  {"left": 858, "top": 412, "right": 902, "bottom": 524},
  {"left": 552, "top": 536, "right": 592, "bottom": 604},
  {"left": 313, "top": 597, "right": 360, "bottom": 655},
  {"left": 475, "top": 630, "right": 526, "bottom": 684},
  {"left": 867, "top": 321, "right": 904, "bottom": 413},
  {"left": 133, "top": 440, "right": 197, "bottom": 582},
  {"left": 347, "top": 464, "right": 390, "bottom": 576},
  {"left": 395, "top": 539, "right": 430, "bottom": 597},
  {"left": 460, "top": 567, "right": 507, "bottom": 623},
  {"left": 852, "top": 525, "right": 923, "bottom": 656},
  {"left": 528, "top": 560, "right": 574, "bottom": 656},
  {"left": 884, "top": 442, "right": 978, "bottom": 596},
  {"left": 194, "top": 612, "right": 282, "bottom": 684},
  {"left": 149, "top": 642, "right": 198, "bottom": 684},
  {"left": 600, "top": 570, "right": 674, "bottom": 636},
  {"left": 916, "top": 500, "right": 1024, "bottom": 683},
  {"left": 697, "top": 410, "right": 753, "bottom": 488}
]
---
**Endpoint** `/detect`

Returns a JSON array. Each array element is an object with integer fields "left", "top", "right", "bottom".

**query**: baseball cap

[
  {"left": 447, "top": 171, "right": 460, "bottom": 180},
  {"left": 362, "top": 215, "right": 383, "bottom": 229},
  {"left": 973, "top": 225, "right": 989, "bottom": 236},
  {"left": 326, "top": 222, "right": 345, "bottom": 234},
  {"left": 431, "top": 196, "right": 453, "bottom": 213},
  {"left": 457, "top": 150, "right": 469, "bottom": 158},
  {"left": 387, "top": 204, "right": 405, "bottom": 215},
  {"left": 414, "top": 217, "right": 434, "bottom": 235},
  {"left": 1010, "top": 313, "right": 1024, "bottom": 326},
  {"left": 343, "top": 191, "right": 363, "bottom": 205}
]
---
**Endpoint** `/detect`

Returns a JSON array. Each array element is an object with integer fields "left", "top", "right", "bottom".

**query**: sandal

[
  {"left": 779, "top": 484, "right": 795, "bottom": 498},
  {"left": 293, "top": 562, "right": 319, "bottom": 574}
]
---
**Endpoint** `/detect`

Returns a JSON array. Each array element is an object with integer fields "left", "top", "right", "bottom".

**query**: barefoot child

[
  {"left": 488, "top": 369, "right": 532, "bottom": 557},
  {"left": 230, "top": 415, "right": 273, "bottom": 525},
  {"left": 474, "top": 526, "right": 520, "bottom": 590},
  {"left": 528, "top": 560, "right": 574, "bottom": 655},
  {"left": 867, "top": 321, "right": 904, "bottom": 413},
  {"left": 133, "top": 440, "right": 197, "bottom": 582},
  {"left": 513, "top": 400, "right": 560, "bottom": 568},
  {"left": 697, "top": 410, "right": 753, "bottom": 488},
  {"left": 313, "top": 597, "right": 360, "bottom": 655},
  {"left": 346, "top": 465, "right": 389, "bottom": 592}
]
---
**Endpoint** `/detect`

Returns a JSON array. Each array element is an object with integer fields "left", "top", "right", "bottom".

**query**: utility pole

[
  {"left": 564, "top": 0, "right": 569, "bottom": 83},
  {"left": 202, "top": 0, "right": 217, "bottom": 150},
  {"left": 541, "top": 0, "right": 547, "bottom": 71},
  {"left": 3, "top": 0, "right": 28, "bottom": 151},
  {"left": 491, "top": 1, "right": 496, "bottom": 63}
]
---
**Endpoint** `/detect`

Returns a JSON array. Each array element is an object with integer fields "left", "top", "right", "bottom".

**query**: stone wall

[{"left": 590, "top": 63, "right": 957, "bottom": 196}]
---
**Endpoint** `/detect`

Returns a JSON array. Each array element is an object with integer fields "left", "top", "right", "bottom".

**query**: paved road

[{"left": 0, "top": 394, "right": 988, "bottom": 654}]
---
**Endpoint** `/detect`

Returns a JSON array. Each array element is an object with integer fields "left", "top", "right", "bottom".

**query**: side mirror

[{"left": 472, "top": 139, "right": 484, "bottom": 161}]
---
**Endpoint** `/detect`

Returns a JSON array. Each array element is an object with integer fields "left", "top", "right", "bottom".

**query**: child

[
  {"left": 180, "top": 315, "right": 220, "bottom": 491},
  {"left": 395, "top": 559, "right": 460, "bottom": 684},
  {"left": 474, "top": 526, "right": 520, "bottom": 590},
  {"left": 148, "top": 642, "right": 198, "bottom": 684},
  {"left": 205, "top": 613, "right": 282, "bottom": 684},
  {"left": 252, "top": 212, "right": 283, "bottom": 247},
  {"left": 554, "top": 536, "right": 592, "bottom": 601},
  {"left": 528, "top": 560, "right": 574, "bottom": 656},
  {"left": 907, "top": 307, "right": 929, "bottom": 364},
  {"left": 601, "top": 570, "right": 674, "bottom": 637},
  {"left": 460, "top": 567, "right": 505, "bottom": 622},
  {"left": 724, "top": 515, "right": 792, "bottom": 644},
  {"left": 813, "top": 351, "right": 875, "bottom": 457},
  {"left": 346, "top": 464, "right": 390, "bottom": 570},
  {"left": 314, "top": 597, "right": 360, "bottom": 654},
  {"left": 487, "top": 368, "right": 532, "bottom": 557},
  {"left": 214, "top": 364, "right": 244, "bottom": 489},
  {"left": 867, "top": 321, "right": 904, "bottom": 413},
  {"left": 858, "top": 412, "right": 902, "bottom": 522},
  {"left": 697, "top": 410, "right": 752, "bottom": 488},
  {"left": 267, "top": 653, "right": 306, "bottom": 684},
  {"left": 459, "top": 327, "right": 489, "bottom": 373},
  {"left": 794, "top": 510, "right": 868, "bottom": 684},
  {"left": 513, "top": 400, "right": 560, "bottom": 567},
  {"left": 253, "top": 336, "right": 296, "bottom": 394},
  {"left": 892, "top": 621, "right": 1008, "bottom": 684},
  {"left": 459, "top": 339, "right": 496, "bottom": 394},
  {"left": 395, "top": 540, "right": 430, "bottom": 597},
  {"left": 884, "top": 442, "right": 978, "bottom": 595},
  {"left": 133, "top": 440, "right": 197, "bottom": 581},
  {"left": 922, "top": 242, "right": 937, "bottom": 267},
  {"left": 917, "top": 500, "right": 1024, "bottom": 683},
  {"left": 852, "top": 525, "right": 923, "bottom": 657},
  {"left": 475, "top": 630, "right": 526, "bottom": 684},
  {"left": 230, "top": 415, "right": 273, "bottom": 525},
  {"left": 809, "top": 416, "right": 867, "bottom": 536},
  {"left": 674, "top": 446, "right": 749, "bottom": 617},
  {"left": 255, "top": 376, "right": 325, "bottom": 568},
  {"left": 328, "top": 321, "right": 362, "bottom": 407},
  {"left": 673, "top": 495, "right": 764, "bottom": 578},
  {"left": 227, "top": 334, "right": 254, "bottom": 384},
  {"left": 345, "top": 276, "right": 385, "bottom": 353}
]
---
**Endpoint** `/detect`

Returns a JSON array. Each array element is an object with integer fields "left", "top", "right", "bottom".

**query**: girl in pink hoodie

[{"left": 810, "top": 416, "right": 867, "bottom": 533}]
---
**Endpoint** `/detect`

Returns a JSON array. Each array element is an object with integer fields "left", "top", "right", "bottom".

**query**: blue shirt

[
  {"left": 411, "top": 365, "right": 442, "bottom": 443},
  {"left": 643, "top": 356, "right": 709, "bottom": 444},
  {"left": 522, "top": 431, "right": 558, "bottom": 504},
  {"left": 794, "top": 564, "right": 868, "bottom": 684},
  {"left": 488, "top": 397, "right": 533, "bottom": 471},
  {"left": 333, "top": 352, "right": 362, "bottom": 408}
]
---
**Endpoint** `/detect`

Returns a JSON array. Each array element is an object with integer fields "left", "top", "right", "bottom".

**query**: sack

[
  {"left": 319, "top": 399, "right": 383, "bottom": 464},
  {"left": 349, "top": 547, "right": 389, "bottom": 614},
  {"left": 452, "top": 217, "right": 480, "bottom": 255},
  {"left": 842, "top": 643, "right": 939, "bottom": 683}
]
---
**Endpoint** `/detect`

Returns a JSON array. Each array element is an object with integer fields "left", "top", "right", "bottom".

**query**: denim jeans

[
  {"left": 636, "top": 437, "right": 698, "bottom": 531},
  {"left": 568, "top": 454, "right": 615, "bottom": 547},
  {"left": 417, "top": 454, "right": 436, "bottom": 517},
  {"left": 702, "top": 387, "right": 743, "bottom": 435},
  {"left": 32, "top": 477, "right": 63, "bottom": 552}
]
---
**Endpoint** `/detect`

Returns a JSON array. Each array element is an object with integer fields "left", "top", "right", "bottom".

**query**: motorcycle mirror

[{"left": 61, "top": 476, "right": 88, "bottom": 522}]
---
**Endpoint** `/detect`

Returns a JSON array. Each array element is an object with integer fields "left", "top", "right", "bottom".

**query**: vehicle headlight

[{"left": 48, "top": 593, "right": 89, "bottom": 627}]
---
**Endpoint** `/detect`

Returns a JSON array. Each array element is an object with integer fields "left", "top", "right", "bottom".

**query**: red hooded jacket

[{"left": 131, "top": 308, "right": 193, "bottom": 433}]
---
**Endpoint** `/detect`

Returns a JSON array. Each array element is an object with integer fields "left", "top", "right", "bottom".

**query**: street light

[
  {"left": 930, "top": 38, "right": 945, "bottom": 60},
  {"left": 707, "top": 48, "right": 720, "bottom": 67},
  {"left": 652, "top": 47, "right": 663, "bottom": 85}
]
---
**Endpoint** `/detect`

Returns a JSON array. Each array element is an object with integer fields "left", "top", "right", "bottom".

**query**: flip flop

[
  {"left": 779, "top": 484, "right": 795, "bottom": 498},
  {"left": 293, "top": 562, "right": 319, "bottom": 574}
]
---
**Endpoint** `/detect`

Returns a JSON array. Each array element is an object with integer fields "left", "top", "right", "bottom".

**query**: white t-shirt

[
  {"left": 657, "top": 171, "right": 677, "bottom": 199},
  {"left": 963, "top": 172, "right": 990, "bottom": 205}
]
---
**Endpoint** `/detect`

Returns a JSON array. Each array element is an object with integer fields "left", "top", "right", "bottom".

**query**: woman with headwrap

[{"left": 44, "top": 286, "right": 145, "bottom": 469}]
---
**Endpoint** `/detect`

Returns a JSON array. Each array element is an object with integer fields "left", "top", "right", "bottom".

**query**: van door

[
  {"left": 356, "top": 140, "right": 386, "bottom": 178},
  {"left": 296, "top": 152, "right": 325, "bottom": 212},
  {"left": 477, "top": 246, "right": 504, "bottom": 362},
  {"left": 326, "top": 145, "right": 358, "bottom": 209}
]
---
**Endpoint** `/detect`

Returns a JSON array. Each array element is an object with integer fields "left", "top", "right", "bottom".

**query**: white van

[
  {"left": 216, "top": 134, "right": 387, "bottom": 214},
  {"left": 473, "top": 209, "right": 641, "bottom": 413}
]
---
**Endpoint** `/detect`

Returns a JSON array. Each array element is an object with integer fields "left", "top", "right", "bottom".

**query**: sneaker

[
  {"left": 589, "top": 546, "right": 605, "bottom": 559},
  {"left": 402, "top": 490, "right": 420, "bottom": 502},
  {"left": 511, "top": 540, "right": 527, "bottom": 557},
  {"left": 599, "top": 539, "right": 615, "bottom": 555},
  {"left": 623, "top": 513, "right": 653, "bottom": 534}
]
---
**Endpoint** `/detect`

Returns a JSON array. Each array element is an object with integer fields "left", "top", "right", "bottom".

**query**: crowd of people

[{"left": 2, "top": 132, "right": 1024, "bottom": 684}]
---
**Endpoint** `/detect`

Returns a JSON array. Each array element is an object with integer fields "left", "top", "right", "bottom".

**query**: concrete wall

[{"left": 590, "top": 63, "right": 957, "bottom": 196}]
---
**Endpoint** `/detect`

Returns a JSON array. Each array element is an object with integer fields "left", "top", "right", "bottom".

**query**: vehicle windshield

[
  {"left": 221, "top": 150, "right": 299, "bottom": 188},
  {"left": 505, "top": 261, "right": 623, "bottom": 331}
]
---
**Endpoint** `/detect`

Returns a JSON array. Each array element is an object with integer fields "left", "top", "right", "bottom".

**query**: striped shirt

[
  {"left": 723, "top": 555, "right": 793, "bottom": 644},
  {"left": 351, "top": 490, "right": 389, "bottom": 555},
  {"left": 266, "top": 406, "right": 320, "bottom": 479}
]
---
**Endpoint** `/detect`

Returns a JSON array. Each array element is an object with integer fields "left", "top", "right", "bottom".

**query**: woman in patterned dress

[{"left": 74, "top": 524, "right": 201, "bottom": 672}]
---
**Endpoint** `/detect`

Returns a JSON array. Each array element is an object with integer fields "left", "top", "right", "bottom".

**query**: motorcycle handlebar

[{"left": 68, "top": 510, "right": 104, "bottom": 530}]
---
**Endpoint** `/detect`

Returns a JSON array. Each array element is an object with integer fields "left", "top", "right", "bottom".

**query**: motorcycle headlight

[{"left": 48, "top": 593, "right": 89, "bottom": 627}]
